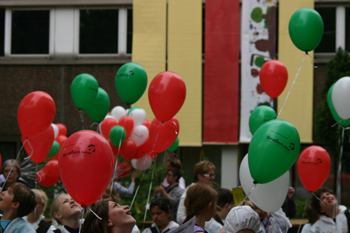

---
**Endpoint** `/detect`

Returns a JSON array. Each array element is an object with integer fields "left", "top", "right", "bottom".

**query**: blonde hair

[
  {"left": 32, "top": 189, "right": 48, "bottom": 212},
  {"left": 184, "top": 183, "right": 218, "bottom": 222},
  {"left": 50, "top": 193, "right": 65, "bottom": 224}
]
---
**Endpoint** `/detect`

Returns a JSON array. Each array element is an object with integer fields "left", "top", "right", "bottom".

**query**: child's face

[
  {"left": 319, "top": 192, "right": 338, "bottom": 214},
  {"left": 0, "top": 188, "right": 15, "bottom": 212},
  {"left": 151, "top": 206, "right": 170, "bottom": 229},
  {"left": 108, "top": 201, "right": 135, "bottom": 227},
  {"left": 56, "top": 194, "right": 81, "bottom": 220}
]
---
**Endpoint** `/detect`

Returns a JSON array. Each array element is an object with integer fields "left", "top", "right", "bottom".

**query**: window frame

[{"left": 4, "top": 8, "right": 54, "bottom": 58}]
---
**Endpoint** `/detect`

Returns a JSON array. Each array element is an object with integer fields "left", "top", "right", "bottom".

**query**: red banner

[{"left": 203, "top": 0, "right": 240, "bottom": 143}]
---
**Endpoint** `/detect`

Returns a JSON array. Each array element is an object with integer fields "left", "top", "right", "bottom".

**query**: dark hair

[
  {"left": 167, "top": 168, "right": 181, "bottom": 183},
  {"left": 306, "top": 204, "right": 319, "bottom": 224},
  {"left": 150, "top": 197, "right": 171, "bottom": 214},
  {"left": 217, "top": 188, "right": 234, "bottom": 209},
  {"left": 310, "top": 187, "right": 334, "bottom": 214},
  {"left": 10, "top": 183, "right": 37, "bottom": 217},
  {"left": 184, "top": 183, "right": 218, "bottom": 222},
  {"left": 82, "top": 201, "right": 109, "bottom": 233},
  {"left": 167, "top": 158, "right": 182, "bottom": 169},
  {"left": 193, "top": 161, "right": 216, "bottom": 182}
]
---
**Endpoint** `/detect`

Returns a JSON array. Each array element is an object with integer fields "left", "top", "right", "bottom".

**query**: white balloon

[
  {"left": 131, "top": 125, "right": 149, "bottom": 147},
  {"left": 111, "top": 106, "right": 126, "bottom": 122},
  {"left": 129, "top": 109, "right": 147, "bottom": 126},
  {"left": 131, "top": 159, "right": 138, "bottom": 169},
  {"left": 135, "top": 155, "right": 152, "bottom": 171},
  {"left": 239, "top": 154, "right": 289, "bottom": 213},
  {"left": 332, "top": 77, "right": 350, "bottom": 119},
  {"left": 51, "top": 124, "right": 59, "bottom": 139}
]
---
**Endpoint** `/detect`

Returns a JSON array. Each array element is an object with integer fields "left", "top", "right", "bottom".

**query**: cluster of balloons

[
  {"left": 36, "top": 160, "right": 60, "bottom": 187},
  {"left": 71, "top": 73, "right": 110, "bottom": 123},
  {"left": 327, "top": 77, "right": 350, "bottom": 126}
]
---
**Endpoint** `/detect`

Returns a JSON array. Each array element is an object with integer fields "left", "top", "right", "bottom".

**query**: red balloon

[
  {"left": 259, "top": 60, "right": 288, "bottom": 98},
  {"left": 149, "top": 117, "right": 179, "bottom": 153},
  {"left": 45, "top": 160, "right": 59, "bottom": 177},
  {"left": 143, "top": 120, "right": 152, "bottom": 129},
  {"left": 56, "top": 135, "right": 67, "bottom": 148},
  {"left": 116, "top": 162, "right": 131, "bottom": 178},
  {"left": 18, "top": 91, "right": 56, "bottom": 137},
  {"left": 118, "top": 116, "right": 134, "bottom": 138},
  {"left": 22, "top": 126, "right": 55, "bottom": 163},
  {"left": 297, "top": 146, "right": 331, "bottom": 192},
  {"left": 59, "top": 130, "right": 114, "bottom": 206},
  {"left": 120, "top": 139, "right": 137, "bottom": 161},
  {"left": 148, "top": 72, "right": 186, "bottom": 122},
  {"left": 36, "top": 168, "right": 60, "bottom": 187},
  {"left": 100, "top": 117, "right": 118, "bottom": 140},
  {"left": 56, "top": 123, "right": 67, "bottom": 136},
  {"left": 109, "top": 141, "right": 120, "bottom": 156}
]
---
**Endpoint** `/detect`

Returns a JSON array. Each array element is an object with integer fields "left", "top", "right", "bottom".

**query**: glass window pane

[
  {"left": 345, "top": 8, "right": 350, "bottom": 51},
  {"left": 11, "top": 10, "right": 50, "bottom": 54},
  {"left": 80, "top": 9, "right": 118, "bottom": 54},
  {"left": 315, "top": 7, "right": 335, "bottom": 53},
  {"left": 0, "top": 9, "right": 4, "bottom": 56},
  {"left": 127, "top": 9, "right": 133, "bottom": 54}
]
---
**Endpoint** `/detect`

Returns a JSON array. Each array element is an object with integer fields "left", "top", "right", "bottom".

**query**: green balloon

[
  {"left": 288, "top": 8, "right": 324, "bottom": 52},
  {"left": 168, "top": 137, "right": 179, "bottom": 152},
  {"left": 327, "top": 84, "right": 350, "bottom": 126},
  {"left": 110, "top": 126, "right": 126, "bottom": 147},
  {"left": 248, "top": 119, "right": 300, "bottom": 184},
  {"left": 71, "top": 73, "right": 99, "bottom": 110},
  {"left": 115, "top": 62, "right": 148, "bottom": 105},
  {"left": 47, "top": 141, "right": 60, "bottom": 158},
  {"left": 85, "top": 87, "right": 110, "bottom": 123},
  {"left": 127, "top": 106, "right": 141, "bottom": 115},
  {"left": 249, "top": 106, "right": 277, "bottom": 135}
]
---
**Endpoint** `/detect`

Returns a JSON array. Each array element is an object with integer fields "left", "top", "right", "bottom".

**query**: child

[
  {"left": 0, "top": 183, "right": 37, "bottom": 232},
  {"left": 301, "top": 205, "right": 319, "bottom": 233},
  {"left": 24, "top": 189, "right": 56, "bottom": 233},
  {"left": 50, "top": 194, "right": 82, "bottom": 233},
  {"left": 82, "top": 201, "right": 136, "bottom": 233},
  {"left": 214, "top": 188, "right": 234, "bottom": 225},
  {"left": 245, "top": 200, "right": 291, "bottom": 233},
  {"left": 184, "top": 183, "right": 218, "bottom": 233},
  {"left": 142, "top": 197, "right": 179, "bottom": 233},
  {"left": 309, "top": 187, "right": 349, "bottom": 233}
]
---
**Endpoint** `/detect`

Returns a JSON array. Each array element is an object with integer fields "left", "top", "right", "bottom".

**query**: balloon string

[
  {"left": 130, "top": 170, "right": 146, "bottom": 210},
  {"left": 336, "top": 128, "right": 345, "bottom": 202},
  {"left": 35, "top": 163, "right": 38, "bottom": 190},
  {"left": 277, "top": 53, "right": 307, "bottom": 118},
  {"left": 144, "top": 159, "right": 156, "bottom": 222},
  {"left": 240, "top": 183, "right": 257, "bottom": 206},
  {"left": 311, "top": 192, "right": 325, "bottom": 206},
  {"left": 79, "top": 110, "right": 84, "bottom": 130},
  {"left": 296, "top": 200, "right": 309, "bottom": 233},
  {"left": 89, "top": 122, "right": 98, "bottom": 129},
  {"left": 23, "top": 138, "right": 34, "bottom": 161},
  {"left": 2, "top": 140, "right": 26, "bottom": 191},
  {"left": 331, "top": 119, "right": 350, "bottom": 130},
  {"left": 78, "top": 207, "right": 85, "bottom": 233},
  {"left": 110, "top": 116, "right": 127, "bottom": 197}
]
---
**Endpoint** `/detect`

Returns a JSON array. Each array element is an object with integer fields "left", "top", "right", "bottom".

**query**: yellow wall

[{"left": 278, "top": 0, "right": 314, "bottom": 143}]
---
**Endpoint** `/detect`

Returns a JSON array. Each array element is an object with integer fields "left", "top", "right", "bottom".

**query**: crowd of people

[{"left": 0, "top": 158, "right": 348, "bottom": 233}]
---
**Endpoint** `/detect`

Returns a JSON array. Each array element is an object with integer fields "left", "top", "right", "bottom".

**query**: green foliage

[
  {"left": 294, "top": 198, "right": 309, "bottom": 219},
  {"left": 120, "top": 164, "right": 166, "bottom": 231},
  {"left": 314, "top": 47, "right": 350, "bottom": 172}
]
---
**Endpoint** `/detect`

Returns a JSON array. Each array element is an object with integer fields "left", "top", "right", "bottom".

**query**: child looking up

[
  {"left": 50, "top": 194, "right": 82, "bottom": 233},
  {"left": 0, "top": 183, "right": 37, "bottom": 232}
]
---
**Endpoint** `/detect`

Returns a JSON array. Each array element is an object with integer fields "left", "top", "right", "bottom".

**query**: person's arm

[
  {"left": 113, "top": 181, "right": 134, "bottom": 195},
  {"left": 177, "top": 190, "right": 187, "bottom": 224}
]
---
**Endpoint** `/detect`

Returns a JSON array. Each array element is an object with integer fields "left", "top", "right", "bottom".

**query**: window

[
  {"left": 345, "top": 7, "right": 350, "bottom": 51},
  {"left": 79, "top": 9, "right": 119, "bottom": 54},
  {"left": 127, "top": 9, "right": 132, "bottom": 54},
  {"left": 315, "top": 7, "right": 336, "bottom": 53},
  {"left": 11, "top": 10, "right": 50, "bottom": 54}
]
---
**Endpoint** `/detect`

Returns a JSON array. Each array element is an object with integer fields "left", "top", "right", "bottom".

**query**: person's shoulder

[
  {"left": 142, "top": 227, "right": 152, "bottom": 233},
  {"left": 168, "top": 221, "right": 180, "bottom": 229},
  {"left": 8, "top": 217, "right": 36, "bottom": 233}
]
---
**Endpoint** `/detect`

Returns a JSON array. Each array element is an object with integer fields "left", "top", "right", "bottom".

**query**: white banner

[{"left": 240, "top": 0, "right": 277, "bottom": 142}]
